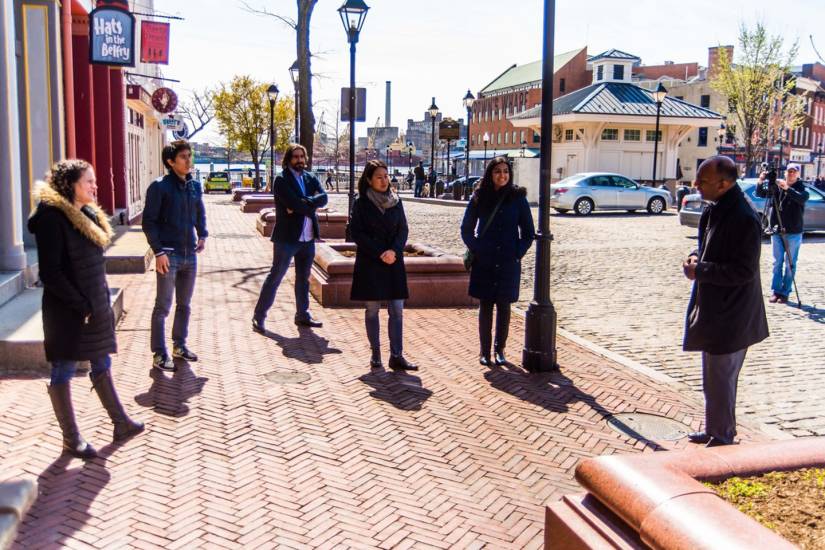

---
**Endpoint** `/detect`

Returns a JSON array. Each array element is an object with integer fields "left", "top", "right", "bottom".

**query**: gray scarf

[{"left": 366, "top": 187, "right": 399, "bottom": 213}]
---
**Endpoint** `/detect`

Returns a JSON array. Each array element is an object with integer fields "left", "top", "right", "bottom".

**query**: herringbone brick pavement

[{"left": 0, "top": 195, "right": 764, "bottom": 549}]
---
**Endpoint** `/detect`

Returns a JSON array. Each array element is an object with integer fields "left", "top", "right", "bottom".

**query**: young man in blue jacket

[
  {"left": 142, "top": 140, "right": 208, "bottom": 371},
  {"left": 252, "top": 144, "right": 327, "bottom": 333}
]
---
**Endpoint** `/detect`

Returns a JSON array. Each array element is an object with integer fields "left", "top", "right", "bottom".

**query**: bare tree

[
  {"left": 178, "top": 87, "right": 215, "bottom": 140},
  {"left": 241, "top": 1, "right": 318, "bottom": 165}
]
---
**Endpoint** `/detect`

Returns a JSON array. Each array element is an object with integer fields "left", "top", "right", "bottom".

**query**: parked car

[
  {"left": 678, "top": 180, "right": 825, "bottom": 232},
  {"left": 204, "top": 171, "right": 231, "bottom": 193},
  {"left": 550, "top": 172, "right": 671, "bottom": 215}
]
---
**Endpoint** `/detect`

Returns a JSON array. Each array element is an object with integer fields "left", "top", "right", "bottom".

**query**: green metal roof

[{"left": 480, "top": 47, "right": 585, "bottom": 94}]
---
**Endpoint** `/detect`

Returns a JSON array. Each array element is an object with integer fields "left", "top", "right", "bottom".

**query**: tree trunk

[{"left": 297, "top": 0, "right": 317, "bottom": 166}]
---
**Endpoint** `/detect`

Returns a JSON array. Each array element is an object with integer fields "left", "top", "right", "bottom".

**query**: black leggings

[{"left": 478, "top": 299, "right": 511, "bottom": 356}]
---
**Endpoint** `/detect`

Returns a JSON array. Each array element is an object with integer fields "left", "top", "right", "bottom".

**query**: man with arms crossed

[{"left": 682, "top": 156, "right": 768, "bottom": 447}]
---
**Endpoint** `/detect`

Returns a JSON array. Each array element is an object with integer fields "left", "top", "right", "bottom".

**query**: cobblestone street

[{"left": 326, "top": 193, "right": 825, "bottom": 438}]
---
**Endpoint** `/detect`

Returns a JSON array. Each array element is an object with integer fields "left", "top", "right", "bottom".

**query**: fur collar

[{"left": 32, "top": 181, "right": 114, "bottom": 248}]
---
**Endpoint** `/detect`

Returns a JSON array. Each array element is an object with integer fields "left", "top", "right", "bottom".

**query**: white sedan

[{"left": 550, "top": 172, "right": 671, "bottom": 215}]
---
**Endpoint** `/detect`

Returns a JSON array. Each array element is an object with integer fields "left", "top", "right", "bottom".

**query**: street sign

[
  {"left": 340, "top": 87, "right": 366, "bottom": 122},
  {"left": 152, "top": 87, "right": 178, "bottom": 114},
  {"left": 162, "top": 115, "right": 183, "bottom": 131},
  {"left": 172, "top": 122, "right": 189, "bottom": 140},
  {"left": 89, "top": 5, "right": 136, "bottom": 66},
  {"left": 439, "top": 118, "right": 460, "bottom": 140}
]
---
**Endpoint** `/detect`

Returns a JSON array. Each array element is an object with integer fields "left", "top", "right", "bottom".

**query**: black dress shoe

[
  {"left": 295, "top": 316, "right": 323, "bottom": 328},
  {"left": 479, "top": 355, "right": 492, "bottom": 367},
  {"left": 252, "top": 318, "right": 266, "bottom": 334},
  {"left": 388, "top": 355, "right": 418, "bottom": 371},
  {"left": 494, "top": 350, "right": 507, "bottom": 366},
  {"left": 706, "top": 437, "right": 734, "bottom": 448},
  {"left": 687, "top": 431, "right": 711, "bottom": 444}
]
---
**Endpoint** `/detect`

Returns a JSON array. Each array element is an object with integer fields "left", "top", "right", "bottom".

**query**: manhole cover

[
  {"left": 606, "top": 413, "right": 689, "bottom": 441},
  {"left": 264, "top": 370, "right": 311, "bottom": 384}
]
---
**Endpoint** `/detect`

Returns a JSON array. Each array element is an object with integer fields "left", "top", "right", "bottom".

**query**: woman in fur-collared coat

[{"left": 28, "top": 159, "right": 143, "bottom": 459}]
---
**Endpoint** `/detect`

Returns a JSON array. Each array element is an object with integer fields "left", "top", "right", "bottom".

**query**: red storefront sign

[{"left": 140, "top": 21, "right": 170, "bottom": 64}]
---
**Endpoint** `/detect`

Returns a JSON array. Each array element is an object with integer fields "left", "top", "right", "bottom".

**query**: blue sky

[{"left": 153, "top": 0, "right": 824, "bottom": 143}]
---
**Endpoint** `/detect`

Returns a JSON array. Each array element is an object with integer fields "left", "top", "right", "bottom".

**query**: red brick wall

[
  {"left": 469, "top": 49, "right": 590, "bottom": 151},
  {"left": 708, "top": 46, "right": 734, "bottom": 80},
  {"left": 634, "top": 63, "right": 698, "bottom": 81}
]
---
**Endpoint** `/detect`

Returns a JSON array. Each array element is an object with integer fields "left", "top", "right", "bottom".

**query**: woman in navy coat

[
  {"left": 461, "top": 157, "right": 535, "bottom": 366},
  {"left": 350, "top": 160, "right": 417, "bottom": 372}
]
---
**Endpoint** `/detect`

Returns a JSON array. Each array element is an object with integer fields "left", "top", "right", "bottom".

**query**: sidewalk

[{"left": 0, "top": 196, "right": 764, "bottom": 549}]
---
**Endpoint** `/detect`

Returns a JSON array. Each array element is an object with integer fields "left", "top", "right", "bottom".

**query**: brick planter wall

[
  {"left": 256, "top": 209, "right": 347, "bottom": 239},
  {"left": 310, "top": 242, "right": 477, "bottom": 308}
]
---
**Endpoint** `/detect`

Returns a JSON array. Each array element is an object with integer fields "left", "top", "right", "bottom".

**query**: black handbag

[{"left": 463, "top": 195, "right": 505, "bottom": 271}]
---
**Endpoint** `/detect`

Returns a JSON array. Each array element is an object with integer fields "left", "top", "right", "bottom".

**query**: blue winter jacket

[{"left": 142, "top": 172, "right": 208, "bottom": 256}]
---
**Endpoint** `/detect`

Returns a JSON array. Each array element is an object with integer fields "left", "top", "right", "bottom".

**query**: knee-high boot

[
  {"left": 47, "top": 383, "right": 98, "bottom": 459},
  {"left": 90, "top": 370, "right": 145, "bottom": 442}
]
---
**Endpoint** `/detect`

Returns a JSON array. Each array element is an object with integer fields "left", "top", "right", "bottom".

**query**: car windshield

[
  {"left": 555, "top": 174, "right": 587, "bottom": 186},
  {"left": 210, "top": 172, "right": 228, "bottom": 179}
]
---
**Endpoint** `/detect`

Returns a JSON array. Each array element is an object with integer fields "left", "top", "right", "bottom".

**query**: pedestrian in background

[
  {"left": 143, "top": 140, "right": 208, "bottom": 371},
  {"left": 252, "top": 144, "right": 327, "bottom": 333},
  {"left": 350, "top": 160, "right": 417, "bottom": 371},
  {"left": 413, "top": 161, "right": 426, "bottom": 197},
  {"left": 29, "top": 160, "right": 144, "bottom": 459},
  {"left": 461, "top": 157, "right": 535, "bottom": 367},
  {"left": 683, "top": 156, "right": 768, "bottom": 447}
]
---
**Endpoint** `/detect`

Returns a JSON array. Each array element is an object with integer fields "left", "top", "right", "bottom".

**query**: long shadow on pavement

[
  {"left": 134, "top": 361, "right": 208, "bottom": 417},
  {"left": 260, "top": 326, "right": 342, "bottom": 364},
  {"left": 359, "top": 367, "right": 433, "bottom": 411},
  {"left": 484, "top": 362, "right": 664, "bottom": 451},
  {"left": 13, "top": 438, "right": 132, "bottom": 548}
]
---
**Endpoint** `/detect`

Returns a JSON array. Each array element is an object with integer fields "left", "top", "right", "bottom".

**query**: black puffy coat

[
  {"left": 461, "top": 185, "right": 535, "bottom": 303},
  {"left": 349, "top": 196, "right": 409, "bottom": 301},
  {"left": 683, "top": 184, "right": 769, "bottom": 354},
  {"left": 28, "top": 183, "right": 117, "bottom": 362}
]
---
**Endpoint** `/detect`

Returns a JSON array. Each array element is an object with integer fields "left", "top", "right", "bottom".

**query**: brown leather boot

[
  {"left": 47, "top": 383, "right": 98, "bottom": 459},
  {"left": 90, "top": 370, "right": 145, "bottom": 442}
]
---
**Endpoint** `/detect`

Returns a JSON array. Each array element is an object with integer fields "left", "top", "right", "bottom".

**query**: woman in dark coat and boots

[
  {"left": 350, "top": 160, "right": 417, "bottom": 371},
  {"left": 461, "top": 157, "right": 535, "bottom": 366},
  {"left": 29, "top": 160, "right": 144, "bottom": 459}
]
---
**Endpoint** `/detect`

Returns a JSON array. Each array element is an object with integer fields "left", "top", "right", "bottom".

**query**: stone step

[
  {"left": 0, "top": 478, "right": 37, "bottom": 550},
  {"left": 105, "top": 226, "right": 152, "bottom": 274},
  {"left": 0, "top": 249, "right": 39, "bottom": 310},
  {"left": 0, "top": 287, "right": 124, "bottom": 375}
]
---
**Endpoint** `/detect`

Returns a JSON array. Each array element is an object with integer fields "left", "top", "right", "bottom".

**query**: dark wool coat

[
  {"left": 349, "top": 196, "right": 410, "bottom": 301},
  {"left": 683, "top": 183, "right": 769, "bottom": 354},
  {"left": 271, "top": 169, "right": 328, "bottom": 243},
  {"left": 461, "top": 185, "right": 535, "bottom": 303},
  {"left": 28, "top": 183, "right": 117, "bottom": 362}
]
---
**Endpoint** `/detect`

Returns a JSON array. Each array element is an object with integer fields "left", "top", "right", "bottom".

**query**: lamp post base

[{"left": 522, "top": 301, "right": 559, "bottom": 372}]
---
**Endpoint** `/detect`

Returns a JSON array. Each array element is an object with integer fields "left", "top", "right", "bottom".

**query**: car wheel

[
  {"left": 647, "top": 196, "right": 666, "bottom": 214},
  {"left": 225, "top": 189, "right": 231, "bottom": 194},
  {"left": 553, "top": 208, "right": 569, "bottom": 214},
  {"left": 574, "top": 198, "right": 593, "bottom": 216}
]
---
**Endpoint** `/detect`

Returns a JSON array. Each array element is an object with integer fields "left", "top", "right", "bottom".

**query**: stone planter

[
  {"left": 232, "top": 188, "right": 258, "bottom": 202},
  {"left": 240, "top": 194, "right": 274, "bottom": 213},
  {"left": 546, "top": 437, "right": 825, "bottom": 549},
  {"left": 255, "top": 208, "right": 347, "bottom": 239},
  {"left": 310, "top": 242, "right": 476, "bottom": 307}
]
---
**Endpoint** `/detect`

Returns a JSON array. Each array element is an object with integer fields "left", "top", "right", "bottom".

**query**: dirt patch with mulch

[{"left": 708, "top": 468, "right": 825, "bottom": 549}]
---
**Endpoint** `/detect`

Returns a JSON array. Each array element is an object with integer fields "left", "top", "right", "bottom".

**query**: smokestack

[{"left": 385, "top": 81, "right": 391, "bottom": 127}]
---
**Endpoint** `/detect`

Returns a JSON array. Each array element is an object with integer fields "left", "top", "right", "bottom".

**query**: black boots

[
  {"left": 494, "top": 349, "right": 507, "bottom": 366},
  {"left": 388, "top": 355, "right": 418, "bottom": 371},
  {"left": 370, "top": 348, "right": 383, "bottom": 369},
  {"left": 91, "top": 370, "right": 145, "bottom": 442},
  {"left": 47, "top": 383, "right": 98, "bottom": 459}
]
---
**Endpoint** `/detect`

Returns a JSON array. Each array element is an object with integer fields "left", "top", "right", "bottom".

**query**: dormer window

[
  {"left": 613, "top": 65, "right": 624, "bottom": 80},
  {"left": 597, "top": 65, "right": 604, "bottom": 81}
]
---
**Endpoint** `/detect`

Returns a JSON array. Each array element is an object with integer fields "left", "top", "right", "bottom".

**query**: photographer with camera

[{"left": 756, "top": 162, "right": 809, "bottom": 304}]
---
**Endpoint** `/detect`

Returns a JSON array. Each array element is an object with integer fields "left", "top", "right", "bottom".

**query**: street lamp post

[
  {"left": 817, "top": 143, "right": 823, "bottom": 180},
  {"left": 407, "top": 141, "right": 413, "bottom": 172},
  {"left": 461, "top": 90, "right": 475, "bottom": 200},
  {"left": 522, "top": 0, "right": 558, "bottom": 372},
  {"left": 428, "top": 97, "right": 439, "bottom": 191},
  {"left": 267, "top": 84, "right": 279, "bottom": 192},
  {"left": 651, "top": 82, "right": 667, "bottom": 184},
  {"left": 483, "top": 131, "right": 489, "bottom": 166},
  {"left": 338, "top": 0, "right": 369, "bottom": 240},
  {"left": 716, "top": 123, "right": 726, "bottom": 155},
  {"left": 385, "top": 145, "right": 390, "bottom": 167},
  {"left": 289, "top": 60, "right": 300, "bottom": 143}
]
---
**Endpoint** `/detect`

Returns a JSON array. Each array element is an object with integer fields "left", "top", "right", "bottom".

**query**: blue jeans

[
  {"left": 254, "top": 241, "right": 315, "bottom": 322},
  {"left": 771, "top": 232, "right": 802, "bottom": 298},
  {"left": 51, "top": 355, "right": 111, "bottom": 385},
  {"left": 414, "top": 179, "right": 424, "bottom": 197},
  {"left": 365, "top": 300, "right": 404, "bottom": 357},
  {"left": 151, "top": 253, "right": 198, "bottom": 354}
]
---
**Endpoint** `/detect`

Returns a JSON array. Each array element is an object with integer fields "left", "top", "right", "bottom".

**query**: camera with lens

[{"left": 760, "top": 161, "right": 778, "bottom": 197}]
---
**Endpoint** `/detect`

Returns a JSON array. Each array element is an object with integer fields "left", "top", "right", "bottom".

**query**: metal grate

[
  {"left": 606, "top": 413, "right": 689, "bottom": 441},
  {"left": 264, "top": 370, "right": 311, "bottom": 384}
]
